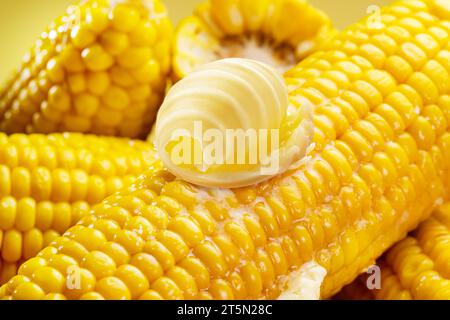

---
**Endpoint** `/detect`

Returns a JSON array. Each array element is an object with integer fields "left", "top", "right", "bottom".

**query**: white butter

[
  {"left": 155, "top": 58, "right": 313, "bottom": 188},
  {"left": 278, "top": 261, "right": 327, "bottom": 300}
]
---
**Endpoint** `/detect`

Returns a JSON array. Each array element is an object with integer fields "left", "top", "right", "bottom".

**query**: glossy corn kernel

[
  {"left": 0, "top": 0, "right": 173, "bottom": 138},
  {"left": 0, "top": 132, "right": 159, "bottom": 268},
  {"left": 172, "top": 0, "right": 335, "bottom": 80},
  {"left": 338, "top": 203, "right": 450, "bottom": 300},
  {"left": 2, "top": 0, "right": 450, "bottom": 300}
]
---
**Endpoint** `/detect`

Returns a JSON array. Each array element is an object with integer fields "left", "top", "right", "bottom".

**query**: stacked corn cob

[
  {"left": 1, "top": 0, "right": 449, "bottom": 300},
  {"left": 172, "top": 0, "right": 335, "bottom": 80},
  {"left": 336, "top": 202, "right": 450, "bottom": 300},
  {"left": 0, "top": 0, "right": 173, "bottom": 138},
  {"left": 0, "top": 133, "right": 159, "bottom": 285}
]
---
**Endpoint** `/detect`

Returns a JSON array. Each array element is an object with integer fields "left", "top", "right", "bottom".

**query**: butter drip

[
  {"left": 278, "top": 261, "right": 327, "bottom": 300},
  {"left": 155, "top": 58, "right": 313, "bottom": 188}
]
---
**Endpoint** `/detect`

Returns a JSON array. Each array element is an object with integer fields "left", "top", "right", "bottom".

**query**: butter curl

[{"left": 155, "top": 58, "right": 313, "bottom": 188}]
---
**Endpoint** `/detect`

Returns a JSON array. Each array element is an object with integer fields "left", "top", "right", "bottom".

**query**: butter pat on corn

[
  {"left": 155, "top": 58, "right": 314, "bottom": 188},
  {"left": 278, "top": 261, "right": 327, "bottom": 300}
]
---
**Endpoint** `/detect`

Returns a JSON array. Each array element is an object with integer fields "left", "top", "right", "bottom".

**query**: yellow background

[{"left": 0, "top": 0, "right": 390, "bottom": 80}]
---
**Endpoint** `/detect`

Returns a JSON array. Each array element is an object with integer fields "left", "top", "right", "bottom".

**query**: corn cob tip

[{"left": 0, "top": 0, "right": 173, "bottom": 138}]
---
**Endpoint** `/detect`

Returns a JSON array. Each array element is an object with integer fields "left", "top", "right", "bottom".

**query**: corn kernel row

[
  {"left": 0, "top": 132, "right": 158, "bottom": 203},
  {"left": 0, "top": 0, "right": 173, "bottom": 138}
]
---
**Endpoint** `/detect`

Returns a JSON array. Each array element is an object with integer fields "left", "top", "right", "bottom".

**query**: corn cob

[
  {"left": 2, "top": 0, "right": 450, "bottom": 300},
  {"left": 0, "top": 132, "right": 159, "bottom": 269},
  {"left": 0, "top": 0, "right": 172, "bottom": 138},
  {"left": 337, "top": 202, "right": 450, "bottom": 300},
  {"left": 172, "top": 0, "right": 334, "bottom": 80}
]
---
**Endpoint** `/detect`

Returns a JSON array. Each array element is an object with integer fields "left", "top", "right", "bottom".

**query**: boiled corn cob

[
  {"left": 0, "top": 0, "right": 172, "bottom": 138},
  {"left": 0, "top": 132, "right": 159, "bottom": 269},
  {"left": 337, "top": 202, "right": 450, "bottom": 300},
  {"left": 2, "top": 0, "right": 450, "bottom": 300},
  {"left": 172, "top": 0, "right": 334, "bottom": 80}
]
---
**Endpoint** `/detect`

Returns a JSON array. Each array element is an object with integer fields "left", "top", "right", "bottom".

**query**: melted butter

[{"left": 278, "top": 261, "right": 327, "bottom": 300}]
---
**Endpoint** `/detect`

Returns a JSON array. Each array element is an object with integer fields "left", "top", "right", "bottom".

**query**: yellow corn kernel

[
  {"left": 95, "top": 276, "right": 131, "bottom": 300},
  {"left": 81, "top": 251, "right": 116, "bottom": 279},
  {"left": 79, "top": 292, "right": 105, "bottom": 300},
  {"left": 129, "top": 21, "right": 157, "bottom": 47},
  {"left": 86, "top": 5, "right": 109, "bottom": 34},
  {"left": 81, "top": 44, "right": 114, "bottom": 72},
  {"left": 46, "top": 59, "right": 65, "bottom": 84},
  {"left": 2, "top": 230, "right": 22, "bottom": 263},
  {"left": 47, "top": 254, "right": 77, "bottom": 275},
  {"left": 102, "top": 86, "right": 130, "bottom": 110},
  {"left": 32, "top": 266, "right": 65, "bottom": 294},
  {"left": 71, "top": 25, "right": 96, "bottom": 49},
  {"left": 86, "top": 71, "right": 110, "bottom": 96},
  {"left": 114, "top": 264, "right": 149, "bottom": 298},
  {"left": 67, "top": 73, "right": 86, "bottom": 94},
  {"left": 12, "top": 282, "right": 45, "bottom": 300},
  {"left": 111, "top": 4, "right": 140, "bottom": 32},
  {"left": 73, "top": 93, "right": 99, "bottom": 118},
  {"left": 117, "top": 47, "right": 152, "bottom": 69},
  {"left": 100, "top": 30, "right": 130, "bottom": 56},
  {"left": 59, "top": 46, "right": 85, "bottom": 74},
  {"left": 0, "top": 261, "right": 19, "bottom": 286},
  {"left": 47, "top": 86, "right": 71, "bottom": 112},
  {"left": 101, "top": 242, "right": 130, "bottom": 266}
]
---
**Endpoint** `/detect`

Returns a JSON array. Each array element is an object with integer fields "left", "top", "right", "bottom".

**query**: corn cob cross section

[
  {"left": 0, "top": 132, "right": 159, "bottom": 271},
  {"left": 0, "top": 0, "right": 173, "bottom": 138},
  {"left": 2, "top": 0, "right": 450, "bottom": 300},
  {"left": 173, "top": 0, "right": 335, "bottom": 80}
]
